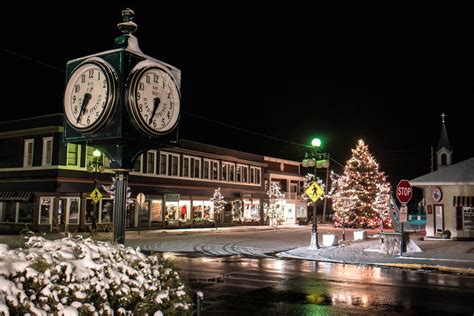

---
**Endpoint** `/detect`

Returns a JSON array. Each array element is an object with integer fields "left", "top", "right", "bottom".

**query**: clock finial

[
  {"left": 441, "top": 113, "right": 446, "bottom": 123},
  {"left": 117, "top": 8, "right": 137, "bottom": 35}
]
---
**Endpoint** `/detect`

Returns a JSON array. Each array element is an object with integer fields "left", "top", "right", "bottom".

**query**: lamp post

[
  {"left": 87, "top": 148, "right": 104, "bottom": 232},
  {"left": 302, "top": 137, "right": 327, "bottom": 249}
]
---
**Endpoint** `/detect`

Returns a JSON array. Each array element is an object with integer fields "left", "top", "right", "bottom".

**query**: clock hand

[
  {"left": 76, "top": 93, "right": 92, "bottom": 124},
  {"left": 149, "top": 97, "right": 160, "bottom": 125}
]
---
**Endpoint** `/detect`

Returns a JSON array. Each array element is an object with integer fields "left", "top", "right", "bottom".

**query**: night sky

[{"left": 2, "top": 3, "right": 473, "bottom": 189}]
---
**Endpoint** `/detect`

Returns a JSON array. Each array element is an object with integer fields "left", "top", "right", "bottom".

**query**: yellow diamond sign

[
  {"left": 90, "top": 188, "right": 102, "bottom": 204},
  {"left": 305, "top": 182, "right": 324, "bottom": 203}
]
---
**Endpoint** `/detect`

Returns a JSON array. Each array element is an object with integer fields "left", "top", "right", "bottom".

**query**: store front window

[
  {"left": 85, "top": 199, "right": 98, "bottom": 224},
  {"left": 179, "top": 200, "right": 191, "bottom": 220},
  {"left": 0, "top": 202, "right": 16, "bottom": 222},
  {"left": 243, "top": 199, "right": 260, "bottom": 219},
  {"left": 151, "top": 200, "right": 162, "bottom": 222},
  {"left": 165, "top": 201, "right": 178, "bottom": 222},
  {"left": 69, "top": 198, "right": 80, "bottom": 224},
  {"left": 192, "top": 200, "right": 212, "bottom": 220},
  {"left": 18, "top": 202, "right": 34, "bottom": 223},
  {"left": 285, "top": 203, "right": 295, "bottom": 223},
  {"left": 296, "top": 204, "right": 306, "bottom": 219},
  {"left": 102, "top": 200, "right": 113, "bottom": 223},
  {"left": 463, "top": 207, "right": 474, "bottom": 231},
  {"left": 39, "top": 197, "right": 54, "bottom": 224}
]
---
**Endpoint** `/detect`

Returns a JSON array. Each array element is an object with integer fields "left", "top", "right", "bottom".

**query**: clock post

[{"left": 63, "top": 8, "right": 181, "bottom": 244}]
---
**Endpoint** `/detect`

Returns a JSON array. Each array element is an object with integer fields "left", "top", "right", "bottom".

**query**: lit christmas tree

[
  {"left": 210, "top": 187, "right": 227, "bottom": 229},
  {"left": 332, "top": 140, "right": 392, "bottom": 229},
  {"left": 101, "top": 177, "right": 133, "bottom": 207},
  {"left": 264, "top": 182, "right": 286, "bottom": 227}
]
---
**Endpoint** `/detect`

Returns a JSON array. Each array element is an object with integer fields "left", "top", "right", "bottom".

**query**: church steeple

[{"left": 436, "top": 113, "right": 452, "bottom": 169}]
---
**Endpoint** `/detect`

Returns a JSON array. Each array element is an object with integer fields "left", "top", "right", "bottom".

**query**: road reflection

[{"left": 158, "top": 253, "right": 474, "bottom": 315}]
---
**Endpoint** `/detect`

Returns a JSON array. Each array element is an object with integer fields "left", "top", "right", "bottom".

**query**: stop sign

[{"left": 396, "top": 179, "right": 412, "bottom": 204}]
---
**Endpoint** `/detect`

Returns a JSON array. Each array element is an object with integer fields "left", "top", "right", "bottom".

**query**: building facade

[
  {"left": 0, "top": 114, "right": 307, "bottom": 233},
  {"left": 410, "top": 115, "right": 474, "bottom": 240}
]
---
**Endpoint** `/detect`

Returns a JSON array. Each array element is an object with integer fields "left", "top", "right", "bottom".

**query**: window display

[
  {"left": 69, "top": 198, "right": 80, "bottom": 224},
  {"left": 166, "top": 202, "right": 178, "bottom": 221},
  {"left": 102, "top": 200, "right": 113, "bottom": 222},
  {"left": 463, "top": 207, "right": 474, "bottom": 230},
  {"left": 39, "top": 197, "right": 53, "bottom": 224},
  {"left": 151, "top": 200, "right": 161, "bottom": 221}
]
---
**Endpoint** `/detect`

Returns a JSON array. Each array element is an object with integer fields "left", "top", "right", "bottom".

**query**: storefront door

[
  {"left": 434, "top": 205, "right": 444, "bottom": 233},
  {"left": 53, "top": 198, "right": 67, "bottom": 232}
]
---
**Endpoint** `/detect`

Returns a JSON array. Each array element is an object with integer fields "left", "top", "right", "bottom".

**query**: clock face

[
  {"left": 432, "top": 187, "right": 443, "bottom": 202},
  {"left": 128, "top": 66, "right": 180, "bottom": 136},
  {"left": 64, "top": 58, "right": 117, "bottom": 132}
]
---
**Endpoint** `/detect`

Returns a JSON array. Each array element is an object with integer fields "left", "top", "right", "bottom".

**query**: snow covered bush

[{"left": 0, "top": 236, "right": 192, "bottom": 315}]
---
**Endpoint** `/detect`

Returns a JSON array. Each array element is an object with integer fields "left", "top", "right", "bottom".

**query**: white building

[{"left": 410, "top": 114, "right": 474, "bottom": 240}]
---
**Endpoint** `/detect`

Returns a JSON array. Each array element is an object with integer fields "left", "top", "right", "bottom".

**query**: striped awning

[
  {"left": 453, "top": 196, "right": 474, "bottom": 207},
  {"left": 0, "top": 192, "right": 33, "bottom": 201}
]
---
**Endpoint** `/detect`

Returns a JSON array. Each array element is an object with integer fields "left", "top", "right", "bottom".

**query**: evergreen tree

[
  {"left": 332, "top": 140, "right": 392, "bottom": 229},
  {"left": 210, "top": 187, "right": 227, "bottom": 229},
  {"left": 264, "top": 182, "right": 286, "bottom": 227}
]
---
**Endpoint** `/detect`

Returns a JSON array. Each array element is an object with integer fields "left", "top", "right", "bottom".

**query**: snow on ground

[{"left": 0, "top": 235, "right": 192, "bottom": 315}]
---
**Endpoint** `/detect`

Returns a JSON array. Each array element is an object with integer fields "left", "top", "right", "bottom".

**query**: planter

[
  {"left": 322, "top": 234, "right": 338, "bottom": 246},
  {"left": 354, "top": 230, "right": 367, "bottom": 241}
]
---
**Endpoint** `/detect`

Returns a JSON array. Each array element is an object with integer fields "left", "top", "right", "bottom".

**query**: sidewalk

[
  {"left": 1, "top": 224, "right": 473, "bottom": 275},
  {"left": 276, "top": 234, "right": 474, "bottom": 275}
]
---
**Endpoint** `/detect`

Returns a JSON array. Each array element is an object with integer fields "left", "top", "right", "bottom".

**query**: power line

[
  {"left": 4, "top": 48, "right": 346, "bottom": 168},
  {"left": 2, "top": 48, "right": 65, "bottom": 73},
  {"left": 183, "top": 111, "right": 345, "bottom": 168}
]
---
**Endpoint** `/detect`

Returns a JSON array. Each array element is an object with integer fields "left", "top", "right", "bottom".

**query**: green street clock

[
  {"left": 63, "top": 8, "right": 182, "bottom": 243},
  {"left": 63, "top": 8, "right": 181, "bottom": 169}
]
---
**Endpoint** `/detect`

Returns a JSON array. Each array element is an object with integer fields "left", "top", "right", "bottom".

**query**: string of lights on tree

[
  {"left": 264, "top": 182, "right": 286, "bottom": 227},
  {"left": 330, "top": 140, "right": 392, "bottom": 229},
  {"left": 210, "top": 187, "right": 227, "bottom": 215},
  {"left": 101, "top": 177, "right": 133, "bottom": 207}
]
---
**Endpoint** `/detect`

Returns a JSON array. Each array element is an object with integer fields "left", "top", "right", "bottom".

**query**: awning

[
  {"left": 453, "top": 196, "right": 474, "bottom": 207},
  {"left": 0, "top": 192, "right": 33, "bottom": 201}
]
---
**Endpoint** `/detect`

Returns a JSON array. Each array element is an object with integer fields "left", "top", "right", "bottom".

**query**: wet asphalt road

[{"left": 161, "top": 253, "right": 474, "bottom": 315}]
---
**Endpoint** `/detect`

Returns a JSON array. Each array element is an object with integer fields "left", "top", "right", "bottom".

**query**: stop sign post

[
  {"left": 396, "top": 179, "right": 412, "bottom": 204},
  {"left": 395, "top": 179, "right": 412, "bottom": 257}
]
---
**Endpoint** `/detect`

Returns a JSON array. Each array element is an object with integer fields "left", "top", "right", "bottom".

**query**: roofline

[
  {"left": 264, "top": 156, "right": 301, "bottom": 166},
  {"left": 411, "top": 181, "right": 474, "bottom": 187}
]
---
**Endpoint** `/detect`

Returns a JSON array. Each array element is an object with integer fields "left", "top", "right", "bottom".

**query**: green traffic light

[{"left": 311, "top": 138, "right": 322, "bottom": 147}]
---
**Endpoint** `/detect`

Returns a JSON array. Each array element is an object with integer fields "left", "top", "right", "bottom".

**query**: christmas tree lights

[{"left": 332, "top": 140, "right": 392, "bottom": 229}]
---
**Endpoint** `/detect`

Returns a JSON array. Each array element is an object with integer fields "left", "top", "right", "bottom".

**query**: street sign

[
  {"left": 305, "top": 182, "right": 324, "bottom": 203},
  {"left": 396, "top": 179, "right": 412, "bottom": 204},
  {"left": 399, "top": 205, "right": 408, "bottom": 223},
  {"left": 164, "top": 193, "right": 180, "bottom": 202},
  {"left": 90, "top": 188, "right": 102, "bottom": 204}
]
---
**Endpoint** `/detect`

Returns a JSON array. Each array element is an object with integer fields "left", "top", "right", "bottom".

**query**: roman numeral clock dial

[
  {"left": 128, "top": 65, "right": 180, "bottom": 136},
  {"left": 64, "top": 58, "right": 117, "bottom": 133}
]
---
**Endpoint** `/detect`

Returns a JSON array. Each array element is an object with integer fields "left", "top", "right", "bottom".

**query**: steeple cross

[{"left": 441, "top": 113, "right": 446, "bottom": 123}]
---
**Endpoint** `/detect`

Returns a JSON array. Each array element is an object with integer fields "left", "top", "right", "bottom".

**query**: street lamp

[
  {"left": 87, "top": 149, "right": 105, "bottom": 177},
  {"left": 87, "top": 148, "right": 104, "bottom": 232},
  {"left": 301, "top": 138, "right": 329, "bottom": 249}
]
